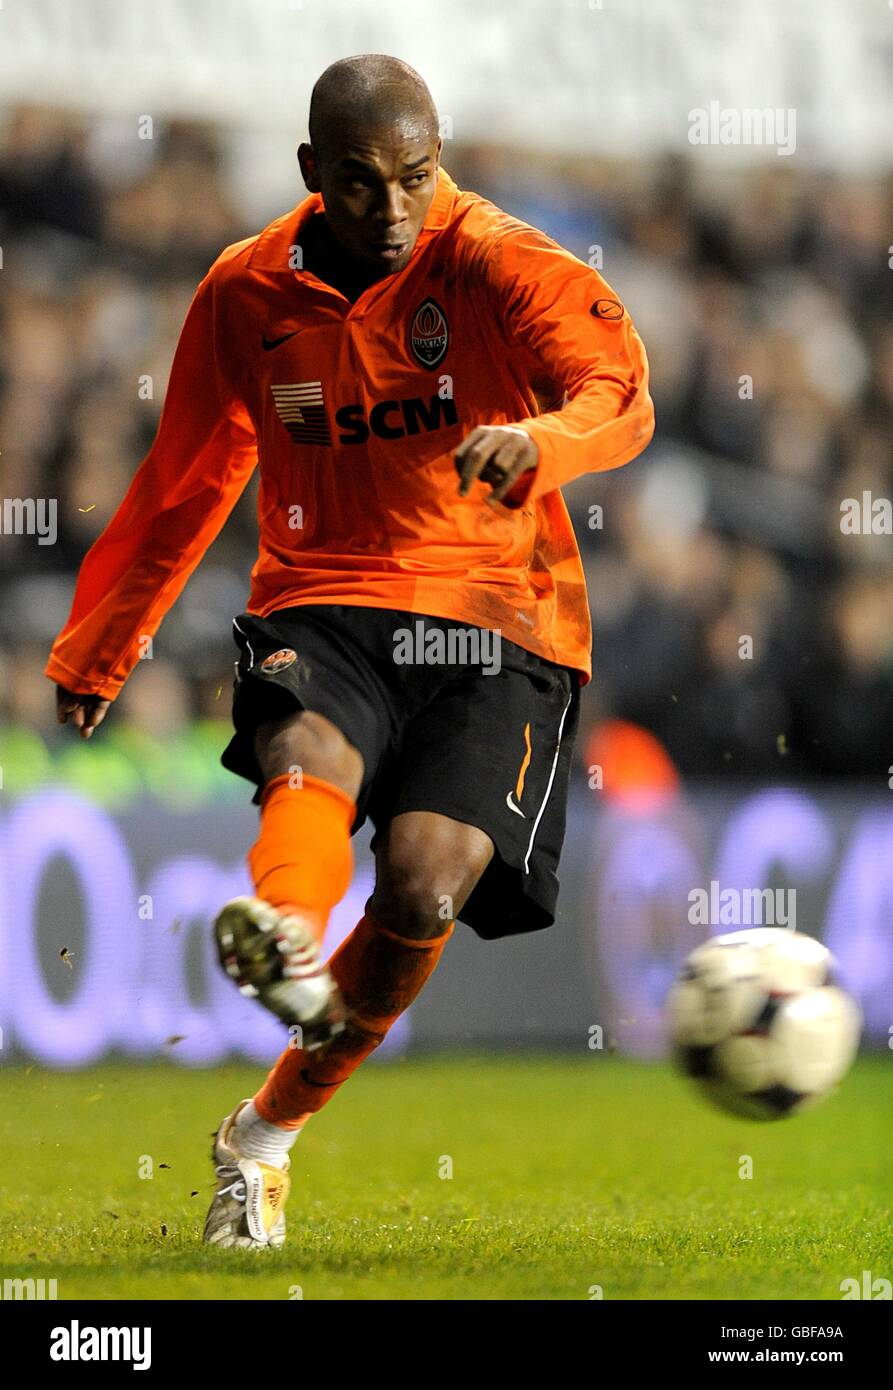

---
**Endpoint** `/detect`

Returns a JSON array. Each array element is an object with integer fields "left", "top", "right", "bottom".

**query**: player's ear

[{"left": 298, "top": 142, "right": 320, "bottom": 193}]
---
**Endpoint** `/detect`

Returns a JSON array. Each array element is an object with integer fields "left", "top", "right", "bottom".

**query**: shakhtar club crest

[
  {"left": 409, "top": 297, "right": 449, "bottom": 368},
  {"left": 260, "top": 648, "right": 297, "bottom": 675}
]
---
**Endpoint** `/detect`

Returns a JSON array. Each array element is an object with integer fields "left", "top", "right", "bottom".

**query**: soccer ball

[{"left": 666, "top": 927, "right": 861, "bottom": 1120}]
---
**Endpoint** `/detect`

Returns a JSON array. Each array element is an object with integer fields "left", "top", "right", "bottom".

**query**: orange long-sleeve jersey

[{"left": 45, "top": 167, "right": 654, "bottom": 698}]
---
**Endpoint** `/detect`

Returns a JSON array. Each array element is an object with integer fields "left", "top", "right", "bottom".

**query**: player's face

[{"left": 306, "top": 126, "right": 442, "bottom": 276}]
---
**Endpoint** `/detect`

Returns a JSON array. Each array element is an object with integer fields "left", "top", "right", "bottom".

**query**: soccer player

[{"left": 46, "top": 55, "right": 654, "bottom": 1248}]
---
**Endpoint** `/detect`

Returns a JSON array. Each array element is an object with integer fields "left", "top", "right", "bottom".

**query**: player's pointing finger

[
  {"left": 455, "top": 428, "right": 493, "bottom": 497},
  {"left": 486, "top": 444, "right": 527, "bottom": 503}
]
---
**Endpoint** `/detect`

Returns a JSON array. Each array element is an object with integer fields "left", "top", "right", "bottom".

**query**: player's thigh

[
  {"left": 373, "top": 650, "right": 577, "bottom": 938},
  {"left": 231, "top": 608, "right": 393, "bottom": 802},
  {"left": 370, "top": 811, "right": 495, "bottom": 939},
  {"left": 254, "top": 704, "right": 365, "bottom": 801}
]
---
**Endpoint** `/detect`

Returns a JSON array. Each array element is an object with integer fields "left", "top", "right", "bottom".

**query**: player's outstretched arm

[
  {"left": 45, "top": 266, "right": 258, "bottom": 707},
  {"left": 472, "top": 221, "right": 655, "bottom": 506}
]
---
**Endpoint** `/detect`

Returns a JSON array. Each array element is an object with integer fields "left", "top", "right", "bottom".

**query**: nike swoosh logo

[
  {"left": 262, "top": 331, "right": 300, "bottom": 351},
  {"left": 506, "top": 791, "right": 526, "bottom": 818}
]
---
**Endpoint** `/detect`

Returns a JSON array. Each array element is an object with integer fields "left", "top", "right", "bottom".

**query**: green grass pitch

[{"left": 0, "top": 1054, "right": 890, "bottom": 1300}]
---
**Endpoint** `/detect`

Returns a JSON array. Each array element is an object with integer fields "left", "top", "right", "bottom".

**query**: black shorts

[{"left": 220, "top": 605, "right": 580, "bottom": 940}]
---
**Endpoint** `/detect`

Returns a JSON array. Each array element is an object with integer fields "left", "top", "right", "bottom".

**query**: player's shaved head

[
  {"left": 298, "top": 54, "right": 442, "bottom": 279},
  {"left": 308, "top": 54, "right": 438, "bottom": 159}
]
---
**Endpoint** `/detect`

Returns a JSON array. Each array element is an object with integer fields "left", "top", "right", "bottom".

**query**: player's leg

[
  {"left": 366, "top": 810, "right": 495, "bottom": 938},
  {"left": 205, "top": 707, "right": 373, "bottom": 1249},
  {"left": 248, "top": 810, "right": 493, "bottom": 1120},
  {"left": 248, "top": 705, "right": 363, "bottom": 940},
  {"left": 206, "top": 811, "right": 490, "bottom": 1248},
  {"left": 254, "top": 705, "right": 363, "bottom": 798},
  {"left": 213, "top": 705, "right": 363, "bottom": 1047},
  {"left": 205, "top": 604, "right": 400, "bottom": 1249},
  {"left": 213, "top": 604, "right": 397, "bottom": 1054},
  {"left": 213, "top": 813, "right": 492, "bottom": 1236}
]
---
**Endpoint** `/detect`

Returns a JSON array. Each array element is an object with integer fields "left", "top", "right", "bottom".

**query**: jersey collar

[{"left": 248, "top": 165, "right": 458, "bottom": 276}]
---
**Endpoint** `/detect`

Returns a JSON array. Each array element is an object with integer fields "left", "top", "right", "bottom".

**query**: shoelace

[
  {"left": 214, "top": 1163, "right": 247, "bottom": 1204},
  {"left": 276, "top": 923, "right": 324, "bottom": 980}
]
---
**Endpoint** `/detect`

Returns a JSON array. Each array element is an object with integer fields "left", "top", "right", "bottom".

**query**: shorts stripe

[
  {"left": 523, "top": 692, "right": 573, "bottom": 874},
  {"left": 233, "top": 618, "right": 255, "bottom": 669}
]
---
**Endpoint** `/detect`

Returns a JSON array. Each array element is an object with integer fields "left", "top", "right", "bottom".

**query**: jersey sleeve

[
  {"left": 482, "top": 222, "right": 655, "bottom": 503},
  {"left": 44, "top": 270, "right": 258, "bottom": 700}
]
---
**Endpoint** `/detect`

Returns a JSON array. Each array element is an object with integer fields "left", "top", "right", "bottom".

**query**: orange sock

[
  {"left": 254, "top": 909, "right": 454, "bottom": 1128},
  {"left": 247, "top": 772, "right": 355, "bottom": 943}
]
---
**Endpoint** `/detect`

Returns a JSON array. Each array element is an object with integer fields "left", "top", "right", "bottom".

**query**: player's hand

[
  {"left": 56, "top": 685, "right": 112, "bottom": 740},
  {"left": 454, "top": 425, "right": 539, "bottom": 505}
]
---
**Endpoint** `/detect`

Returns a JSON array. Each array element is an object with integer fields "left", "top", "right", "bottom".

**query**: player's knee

[
  {"left": 371, "top": 873, "right": 452, "bottom": 939},
  {"left": 371, "top": 816, "right": 493, "bottom": 940},
  {"left": 254, "top": 708, "right": 363, "bottom": 799}
]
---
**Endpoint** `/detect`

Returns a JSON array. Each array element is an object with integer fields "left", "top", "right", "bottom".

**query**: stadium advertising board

[{"left": 0, "top": 783, "right": 890, "bottom": 1065}]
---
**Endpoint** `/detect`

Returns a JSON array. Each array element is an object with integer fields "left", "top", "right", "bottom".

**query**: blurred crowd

[{"left": 1, "top": 105, "right": 892, "bottom": 779}]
